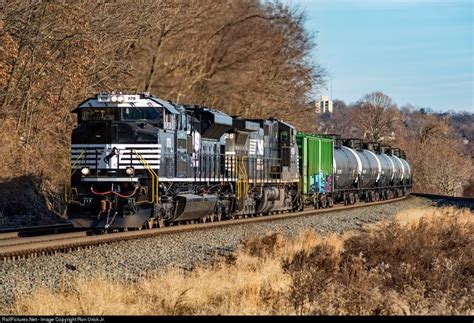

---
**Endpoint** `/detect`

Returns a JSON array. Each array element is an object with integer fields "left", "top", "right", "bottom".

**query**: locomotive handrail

[
  {"left": 236, "top": 156, "right": 249, "bottom": 201},
  {"left": 70, "top": 150, "right": 86, "bottom": 176},
  {"left": 133, "top": 150, "right": 159, "bottom": 204},
  {"left": 65, "top": 150, "right": 86, "bottom": 203}
]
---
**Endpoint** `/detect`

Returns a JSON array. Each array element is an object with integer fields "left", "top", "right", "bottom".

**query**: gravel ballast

[{"left": 0, "top": 197, "right": 435, "bottom": 312}]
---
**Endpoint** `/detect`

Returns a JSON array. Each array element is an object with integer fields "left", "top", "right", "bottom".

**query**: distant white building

[{"left": 315, "top": 95, "right": 333, "bottom": 114}]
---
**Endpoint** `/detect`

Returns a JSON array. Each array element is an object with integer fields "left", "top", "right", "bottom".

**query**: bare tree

[
  {"left": 319, "top": 99, "right": 360, "bottom": 138},
  {"left": 400, "top": 113, "right": 471, "bottom": 196},
  {"left": 0, "top": 0, "right": 325, "bottom": 214},
  {"left": 351, "top": 92, "right": 401, "bottom": 143}
]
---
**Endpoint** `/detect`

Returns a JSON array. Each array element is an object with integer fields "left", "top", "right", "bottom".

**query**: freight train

[{"left": 66, "top": 92, "right": 412, "bottom": 230}]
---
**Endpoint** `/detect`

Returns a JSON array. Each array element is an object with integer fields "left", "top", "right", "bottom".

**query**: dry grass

[{"left": 11, "top": 206, "right": 473, "bottom": 315}]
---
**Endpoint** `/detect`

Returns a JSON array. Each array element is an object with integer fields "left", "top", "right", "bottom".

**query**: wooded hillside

[
  {"left": 0, "top": 0, "right": 471, "bottom": 220},
  {"left": 0, "top": 0, "right": 324, "bottom": 215}
]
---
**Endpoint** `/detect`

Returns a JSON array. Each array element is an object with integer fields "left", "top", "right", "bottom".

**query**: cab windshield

[
  {"left": 81, "top": 108, "right": 115, "bottom": 121},
  {"left": 79, "top": 107, "right": 161, "bottom": 122},
  {"left": 121, "top": 107, "right": 160, "bottom": 120}
]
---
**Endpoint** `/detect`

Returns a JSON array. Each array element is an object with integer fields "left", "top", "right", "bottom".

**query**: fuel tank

[
  {"left": 173, "top": 194, "right": 217, "bottom": 222},
  {"left": 256, "top": 187, "right": 280, "bottom": 213}
]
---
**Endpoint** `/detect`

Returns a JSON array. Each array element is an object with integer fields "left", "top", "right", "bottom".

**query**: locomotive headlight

[
  {"left": 111, "top": 95, "right": 118, "bottom": 102},
  {"left": 125, "top": 166, "right": 135, "bottom": 176},
  {"left": 117, "top": 95, "right": 124, "bottom": 103},
  {"left": 81, "top": 167, "right": 90, "bottom": 176}
]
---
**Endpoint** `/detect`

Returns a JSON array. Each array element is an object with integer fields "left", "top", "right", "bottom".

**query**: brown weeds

[{"left": 10, "top": 206, "right": 473, "bottom": 315}]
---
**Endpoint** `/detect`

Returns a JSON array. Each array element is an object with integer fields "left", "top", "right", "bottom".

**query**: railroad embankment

[{"left": 6, "top": 201, "right": 472, "bottom": 315}]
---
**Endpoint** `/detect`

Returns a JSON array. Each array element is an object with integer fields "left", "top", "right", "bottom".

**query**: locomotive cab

[{"left": 68, "top": 93, "right": 179, "bottom": 229}]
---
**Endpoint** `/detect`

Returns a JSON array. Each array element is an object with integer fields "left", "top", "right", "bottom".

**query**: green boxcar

[{"left": 296, "top": 132, "right": 334, "bottom": 195}]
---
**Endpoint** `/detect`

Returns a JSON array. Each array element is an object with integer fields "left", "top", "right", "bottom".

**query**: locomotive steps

[{"left": 0, "top": 196, "right": 412, "bottom": 262}]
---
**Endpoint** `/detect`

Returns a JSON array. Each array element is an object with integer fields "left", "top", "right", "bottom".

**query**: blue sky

[{"left": 281, "top": 0, "right": 473, "bottom": 112}]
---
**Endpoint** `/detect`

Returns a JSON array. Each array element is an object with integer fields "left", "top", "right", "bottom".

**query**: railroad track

[
  {"left": 0, "top": 196, "right": 414, "bottom": 262},
  {"left": 0, "top": 223, "right": 73, "bottom": 234},
  {"left": 0, "top": 223, "right": 78, "bottom": 240},
  {"left": 0, "top": 223, "right": 79, "bottom": 242},
  {"left": 411, "top": 193, "right": 474, "bottom": 210}
]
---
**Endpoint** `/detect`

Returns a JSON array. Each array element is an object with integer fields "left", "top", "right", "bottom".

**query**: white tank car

[
  {"left": 333, "top": 146, "right": 359, "bottom": 190},
  {"left": 389, "top": 154, "right": 411, "bottom": 184},
  {"left": 334, "top": 145, "right": 412, "bottom": 190}
]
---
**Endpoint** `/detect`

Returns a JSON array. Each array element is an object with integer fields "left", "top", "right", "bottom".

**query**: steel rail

[
  {"left": 410, "top": 192, "right": 474, "bottom": 202},
  {"left": 0, "top": 223, "right": 73, "bottom": 234},
  {"left": 410, "top": 192, "right": 473, "bottom": 210},
  {"left": 0, "top": 231, "right": 91, "bottom": 248},
  {"left": 0, "top": 223, "right": 76, "bottom": 241}
]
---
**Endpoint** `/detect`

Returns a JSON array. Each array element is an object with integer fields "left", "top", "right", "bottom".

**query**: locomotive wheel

[
  {"left": 349, "top": 193, "right": 355, "bottom": 205},
  {"left": 200, "top": 217, "right": 207, "bottom": 224}
]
